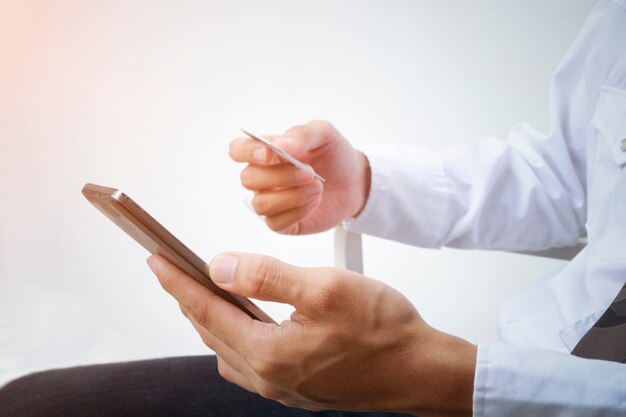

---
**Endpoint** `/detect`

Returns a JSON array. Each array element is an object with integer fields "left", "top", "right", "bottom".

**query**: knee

[{"left": 0, "top": 367, "right": 94, "bottom": 417}]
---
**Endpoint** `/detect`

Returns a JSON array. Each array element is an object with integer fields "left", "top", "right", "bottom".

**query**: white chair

[{"left": 333, "top": 226, "right": 587, "bottom": 273}]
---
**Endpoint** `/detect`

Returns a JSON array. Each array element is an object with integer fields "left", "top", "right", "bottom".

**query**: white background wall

[{"left": 0, "top": 0, "right": 597, "bottom": 385}]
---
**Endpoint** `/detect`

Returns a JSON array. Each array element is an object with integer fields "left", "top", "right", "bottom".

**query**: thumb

[
  {"left": 209, "top": 252, "right": 317, "bottom": 310},
  {"left": 271, "top": 123, "right": 330, "bottom": 158}
]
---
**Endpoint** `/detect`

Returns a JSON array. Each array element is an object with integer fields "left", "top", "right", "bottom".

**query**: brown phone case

[{"left": 82, "top": 183, "right": 275, "bottom": 324}]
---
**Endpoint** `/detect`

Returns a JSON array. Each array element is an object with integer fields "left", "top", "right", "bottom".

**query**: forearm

[{"left": 403, "top": 329, "right": 476, "bottom": 417}]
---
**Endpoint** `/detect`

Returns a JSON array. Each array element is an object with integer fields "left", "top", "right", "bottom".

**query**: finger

[
  {"left": 274, "top": 121, "right": 335, "bottom": 157},
  {"left": 148, "top": 255, "right": 264, "bottom": 354},
  {"left": 252, "top": 182, "right": 323, "bottom": 217},
  {"left": 230, "top": 121, "right": 335, "bottom": 164},
  {"left": 229, "top": 138, "right": 281, "bottom": 165},
  {"left": 265, "top": 195, "right": 321, "bottom": 233},
  {"left": 181, "top": 305, "right": 254, "bottom": 377},
  {"left": 228, "top": 135, "right": 289, "bottom": 165},
  {"left": 240, "top": 163, "right": 315, "bottom": 191},
  {"left": 216, "top": 355, "right": 257, "bottom": 393},
  {"left": 208, "top": 251, "right": 327, "bottom": 313}
]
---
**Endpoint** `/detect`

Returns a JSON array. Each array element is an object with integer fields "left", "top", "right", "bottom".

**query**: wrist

[
  {"left": 435, "top": 334, "right": 476, "bottom": 417},
  {"left": 406, "top": 328, "right": 476, "bottom": 417},
  {"left": 350, "top": 150, "right": 371, "bottom": 219}
]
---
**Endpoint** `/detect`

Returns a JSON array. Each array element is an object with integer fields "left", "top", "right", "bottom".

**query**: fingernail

[
  {"left": 147, "top": 256, "right": 158, "bottom": 274},
  {"left": 210, "top": 254, "right": 239, "bottom": 284},
  {"left": 252, "top": 147, "right": 266, "bottom": 162}
]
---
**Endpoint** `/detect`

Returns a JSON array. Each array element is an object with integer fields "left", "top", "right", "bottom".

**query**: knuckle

[
  {"left": 284, "top": 124, "right": 306, "bottom": 137},
  {"left": 247, "top": 257, "right": 277, "bottom": 298},
  {"left": 265, "top": 217, "right": 286, "bottom": 233},
  {"left": 308, "top": 119, "right": 333, "bottom": 132},
  {"left": 186, "top": 299, "right": 210, "bottom": 325},
  {"left": 311, "top": 270, "right": 345, "bottom": 311},
  {"left": 216, "top": 362, "right": 227, "bottom": 378},
  {"left": 256, "top": 382, "right": 281, "bottom": 401},
  {"left": 239, "top": 168, "right": 249, "bottom": 186},
  {"left": 278, "top": 399, "right": 295, "bottom": 408},
  {"left": 158, "top": 272, "right": 174, "bottom": 293},
  {"left": 247, "top": 337, "right": 284, "bottom": 380},
  {"left": 216, "top": 357, "right": 232, "bottom": 380},
  {"left": 240, "top": 167, "right": 255, "bottom": 189},
  {"left": 255, "top": 358, "right": 280, "bottom": 379},
  {"left": 251, "top": 194, "right": 267, "bottom": 214},
  {"left": 198, "top": 331, "right": 213, "bottom": 349}
]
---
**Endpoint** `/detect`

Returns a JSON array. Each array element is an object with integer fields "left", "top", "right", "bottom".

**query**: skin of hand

[
  {"left": 229, "top": 120, "right": 371, "bottom": 235},
  {"left": 147, "top": 253, "right": 476, "bottom": 417}
]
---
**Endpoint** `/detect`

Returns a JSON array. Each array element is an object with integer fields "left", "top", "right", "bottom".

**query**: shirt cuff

[
  {"left": 473, "top": 342, "right": 626, "bottom": 417},
  {"left": 342, "top": 144, "right": 450, "bottom": 248}
]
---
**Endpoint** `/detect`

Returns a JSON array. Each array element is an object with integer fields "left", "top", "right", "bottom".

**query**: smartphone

[{"left": 82, "top": 183, "right": 275, "bottom": 324}]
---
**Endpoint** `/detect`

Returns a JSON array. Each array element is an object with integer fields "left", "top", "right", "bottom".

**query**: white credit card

[{"left": 240, "top": 128, "right": 326, "bottom": 182}]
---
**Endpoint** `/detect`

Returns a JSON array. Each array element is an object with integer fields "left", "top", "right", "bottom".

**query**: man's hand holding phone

[
  {"left": 229, "top": 120, "right": 371, "bottom": 235},
  {"left": 147, "top": 253, "right": 475, "bottom": 416}
]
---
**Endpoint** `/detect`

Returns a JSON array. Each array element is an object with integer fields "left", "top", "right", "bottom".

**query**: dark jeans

[{"left": 0, "top": 356, "right": 414, "bottom": 417}]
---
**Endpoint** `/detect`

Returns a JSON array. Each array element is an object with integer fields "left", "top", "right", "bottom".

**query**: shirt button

[{"left": 622, "top": 138, "right": 626, "bottom": 152}]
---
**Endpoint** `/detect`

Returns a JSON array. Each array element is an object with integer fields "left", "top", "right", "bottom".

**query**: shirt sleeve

[
  {"left": 343, "top": 145, "right": 452, "bottom": 248},
  {"left": 474, "top": 343, "right": 626, "bottom": 417},
  {"left": 343, "top": 0, "right": 626, "bottom": 251},
  {"left": 343, "top": 125, "right": 587, "bottom": 251}
]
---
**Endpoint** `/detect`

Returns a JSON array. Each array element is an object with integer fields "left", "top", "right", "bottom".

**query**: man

[{"left": 2, "top": 0, "right": 625, "bottom": 416}]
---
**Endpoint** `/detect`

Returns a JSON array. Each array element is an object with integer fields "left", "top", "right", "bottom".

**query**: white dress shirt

[{"left": 345, "top": 0, "right": 626, "bottom": 415}]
